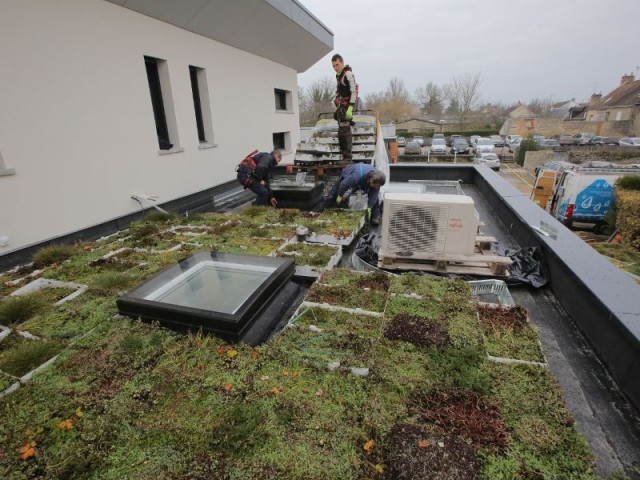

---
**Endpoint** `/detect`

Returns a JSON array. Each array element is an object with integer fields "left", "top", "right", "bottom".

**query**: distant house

[
  {"left": 499, "top": 104, "right": 536, "bottom": 136},
  {"left": 395, "top": 118, "right": 441, "bottom": 134},
  {"left": 549, "top": 99, "right": 579, "bottom": 118},
  {"left": 586, "top": 74, "right": 640, "bottom": 135},
  {"left": 0, "top": 0, "right": 332, "bottom": 259}
]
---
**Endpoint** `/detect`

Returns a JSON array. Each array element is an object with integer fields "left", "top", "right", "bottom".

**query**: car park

[
  {"left": 619, "top": 137, "right": 640, "bottom": 147},
  {"left": 413, "top": 136, "right": 425, "bottom": 146},
  {"left": 490, "top": 135, "right": 505, "bottom": 147},
  {"left": 404, "top": 140, "right": 422, "bottom": 154},
  {"left": 429, "top": 138, "right": 447, "bottom": 154},
  {"left": 451, "top": 138, "right": 470, "bottom": 154},
  {"left": 474, "top": 152, "right": 501, "bottom": 170},
  {"left": 594, "top": 136, "right": 619, "bottom": 146},
  {"left": 397, "top": 136, "right": 406, "bottom": 147},
  {"left": 572, "top": 132, "right": 596, "bottom": 145},
  {"left": 473, "top": 137, "right": 495, "bottom": 154}
]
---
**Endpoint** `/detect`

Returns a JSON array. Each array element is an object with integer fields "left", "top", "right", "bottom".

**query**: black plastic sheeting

[
  {"left": 495, "top": 245, "right": 549, "bottom": 288},
  {"left": 353, "top": 232, "right": 548, "bottom": 287}
]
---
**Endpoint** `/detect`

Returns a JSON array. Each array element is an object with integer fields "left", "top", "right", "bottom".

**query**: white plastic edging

[
  {"left": 9, "top": 278, "right": 89, "bottom": 306},
  {"left": 487, "top": 355, "right": 548, "bottom": 368},
  {"left": 300, "top": 301, "right": 384, "bottom": 317},
  {"left": 0, "top": 324, "right": 11, "bottom": 342}
]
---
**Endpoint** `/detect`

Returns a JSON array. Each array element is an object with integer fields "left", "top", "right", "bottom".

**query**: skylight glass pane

[{"left": 145, "top": 261, "right": 275, "bottom": 314}]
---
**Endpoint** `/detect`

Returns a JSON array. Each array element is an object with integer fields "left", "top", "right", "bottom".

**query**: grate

[
  {"left": 468, "top": 280, "right": 514, "bottom": 306},
  {"left": 408, "top": 180, "right": 466, "bottom": 195},
  {"left": 387, "top": 203, "right": 448, "bottom": 254}
]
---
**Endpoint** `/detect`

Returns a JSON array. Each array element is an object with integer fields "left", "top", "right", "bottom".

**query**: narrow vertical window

[
  {"left": 144, "top": 56, "right": 171, "bottom": 150},
  {"left": 190, "top": 66, "right": 206, "bottom": 143},
  {"left": 189, "top": 66, "right": 215, "bottom": 147},
  {"left": 274, "top": 89, "right": 287, "bottom": 110}
]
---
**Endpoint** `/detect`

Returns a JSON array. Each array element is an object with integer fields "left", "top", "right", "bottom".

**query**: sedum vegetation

[{"left": 0, "top": 209, "right": 596, "bottom": 479}]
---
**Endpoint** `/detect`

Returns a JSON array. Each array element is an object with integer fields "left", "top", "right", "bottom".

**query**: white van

[{"left": 548, "top": 165, "right": 640, "bottom": 230}]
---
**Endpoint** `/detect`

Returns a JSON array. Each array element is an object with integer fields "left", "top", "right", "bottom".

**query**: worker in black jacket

[
  {"left": 236, "top": 149, "right": 282, "bottom": 207},
  {"left": 316, "top": 163, "right": 386, "bottom": 225},
  {"left": 332, "top": 54, "right": 357, "bottom": 161}
]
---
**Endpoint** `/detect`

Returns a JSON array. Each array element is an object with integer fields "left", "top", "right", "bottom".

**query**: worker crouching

[
  {"left": 236, "top": 149, "right": 282, "bottom": 207},
  {"left": 316, "top": 163, "right": 386, "bottom": 226}
]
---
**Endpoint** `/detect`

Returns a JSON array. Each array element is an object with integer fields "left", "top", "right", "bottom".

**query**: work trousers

[
  {"left": 249, "top": 182, "right": 271, "bottom": 206},
  {"left": 335, "top": 105, "right": 353, "bottom": 161}
]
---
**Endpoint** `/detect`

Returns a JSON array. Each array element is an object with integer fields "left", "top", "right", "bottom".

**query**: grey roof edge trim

[{"left": 268, "top": 0, "right": 334, "bottom": 39}]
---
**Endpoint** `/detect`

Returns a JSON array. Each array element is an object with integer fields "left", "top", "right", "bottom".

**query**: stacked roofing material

[{"left": 294, "top": 113, "right": 377, "bottom": 166}]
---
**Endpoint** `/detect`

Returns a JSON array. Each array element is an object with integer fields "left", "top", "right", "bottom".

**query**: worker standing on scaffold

[{"left": 332, "top": 53, "right": 357, "bottom": 162}]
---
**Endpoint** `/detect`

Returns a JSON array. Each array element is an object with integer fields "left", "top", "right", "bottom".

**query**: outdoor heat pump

[{"left": 379, "top": 193, "right": 479, "bottom": 259}]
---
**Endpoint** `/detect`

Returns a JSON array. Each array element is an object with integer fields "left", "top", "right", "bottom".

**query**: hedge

[
  {"left": 616, "top": 189, "right": 640, "bottom": 252},
  {"left": 616, "top": 174, "right": 640, "bottom": 191}
]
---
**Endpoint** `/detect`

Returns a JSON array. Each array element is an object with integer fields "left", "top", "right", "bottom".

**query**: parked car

[
  {"left": 508, "top": 138, "right": 521, "bottom": 153},
  {"left": 413, "top": 136, "right": 425, "bottom": 146},
  {"left": 404, "top": 140, "right": 422, "bottom": 154},
  {"left": 572, "top": 132, "right": 596, "bottom": 145},
  {"left": 429, "top": 138, "right": 447, "bottom": 154},
  {"left": 594, "top": 136, "right": 619, "bottom": 146},
  {"left": 447, "top": 134, "right": 461, "bottom": 146},
  {"left": 396, "top": 136, "right": 406, "bottom": 147},
  {"left": 506, "top": 135, "right": 522, "bottom": 146},
  {"left": 473, "top": 137, "right": 495, "bottom": 154},
  {"left": 451, "top": 138, "right": 470, "bottom": 154},
  {"left": 619, "top": 137, "right": 640, "bottom": 147},
  {"left": 474, "top": 152, "right": 501, "bottom": 171},
  {"left": 490, "top": 135, "right": 505, "bottom": 147},
  {"left": 537, "top": 138, "right": 560, "bottom": 149},
  {"left": 469, "top": 135, "right": 480, "bottom": 146},
  {"left": 534, "top": 160, "right": 575, "bottom": 177},
  {"left": 432, "top": 133, "right": 445, "bottom": 140},
  {"left": 551, "top": 134, "right": 574, "bottom": 146}
]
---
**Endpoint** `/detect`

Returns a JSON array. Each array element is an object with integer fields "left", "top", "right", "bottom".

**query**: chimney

[
  {"left": 590, "top": 93, "right": 602, "bottom": 104},
  {"left": 621, "top": 73, "right": 635, "bottom": 85}
]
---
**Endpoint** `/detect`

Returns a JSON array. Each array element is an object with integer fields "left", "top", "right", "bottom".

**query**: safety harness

[{"left": 236, "top": 150, "right": 259, "bottom": 189}]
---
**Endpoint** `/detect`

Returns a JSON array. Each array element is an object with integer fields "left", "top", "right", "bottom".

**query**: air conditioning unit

[{"left": 379, "top": 193, "right": 479, "bottom": 259}]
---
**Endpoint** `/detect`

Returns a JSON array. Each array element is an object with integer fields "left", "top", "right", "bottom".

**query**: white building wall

[{"left": 0, "top": 0, "right": 301, "bottom": 254}]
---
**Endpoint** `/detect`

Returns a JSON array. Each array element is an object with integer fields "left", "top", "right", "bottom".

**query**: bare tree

[
  {"left": 445, "top": 73, "right": 482, "bottom": 130},
  {"left": 415, "top": 81, "right": 444, "bottom": 117},
  {"left": 298, "top": 77, "right": 335, "bottom": 126},
  {"left": 526, "top": 97, "right": 555, "bottom": 117},
  {"left": 363, "top": 91, "right": 387, "bottom": 114}
]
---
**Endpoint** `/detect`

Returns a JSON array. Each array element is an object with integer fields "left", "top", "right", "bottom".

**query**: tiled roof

[{"left": 592, "top": 80, "right": 640, "bottom": 109}]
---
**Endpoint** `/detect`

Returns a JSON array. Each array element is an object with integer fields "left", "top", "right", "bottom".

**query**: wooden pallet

[{"left": 377, "top": 236, "right": 512, "bottom": 277}]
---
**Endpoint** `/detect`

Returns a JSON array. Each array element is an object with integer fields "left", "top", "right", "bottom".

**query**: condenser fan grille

[{"left": 387, "top": 204, "right": 449, "bottom": 255}]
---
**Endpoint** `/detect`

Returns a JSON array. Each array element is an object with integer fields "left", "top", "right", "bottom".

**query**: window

[
  {"left": 189, "top": 66, "right": 214, "bottom": 146},
  {"left": 273, "top": 131, "right": 290, "bottom": 151},
  {"left": 274, "top": 89, "right": 292, "bottom": 112},
  {"left": 144, "top": 56, "right": 180, "bottom": 151}
]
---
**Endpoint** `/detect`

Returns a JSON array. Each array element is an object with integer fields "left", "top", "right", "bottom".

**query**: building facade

[{"left": 0, "top": 0, "right": 332, "bottom": 258}]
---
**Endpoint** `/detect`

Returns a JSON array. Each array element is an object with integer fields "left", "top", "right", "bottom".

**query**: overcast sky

[{"left": 297, "top": 0, "right": 640, "bottom": 108}]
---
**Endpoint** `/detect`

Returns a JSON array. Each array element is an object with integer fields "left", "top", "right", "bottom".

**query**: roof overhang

[{"left": 105, "top": 0, "right": 333, "bottom": 72}]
